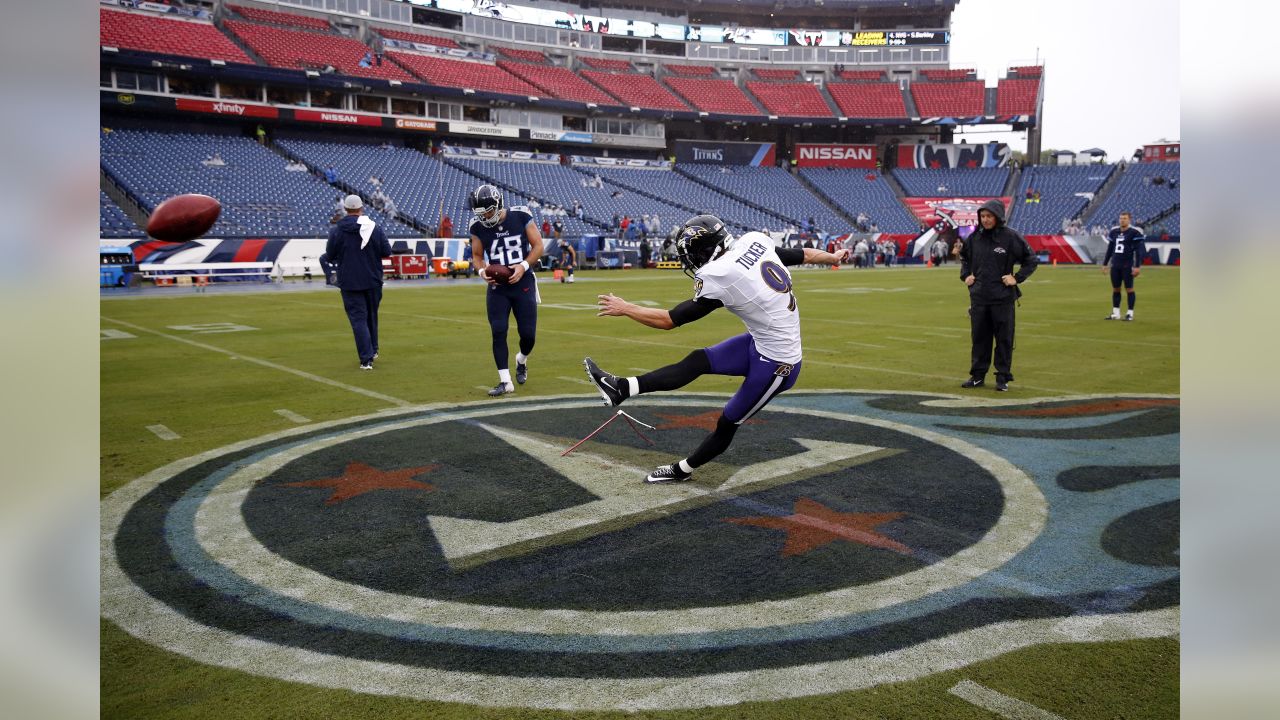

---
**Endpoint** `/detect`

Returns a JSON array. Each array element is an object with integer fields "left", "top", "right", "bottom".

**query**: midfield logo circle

[{"left": 103, "top": 392, "right": 1179, "bottom": 710}]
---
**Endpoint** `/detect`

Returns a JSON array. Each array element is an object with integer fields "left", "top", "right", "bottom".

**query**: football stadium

[{"left": 99, "top": 1, "right": 1180, "bottom": 717}]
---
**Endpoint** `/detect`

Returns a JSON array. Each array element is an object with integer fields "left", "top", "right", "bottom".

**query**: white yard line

[
  {"left": 885, "top": 336, "right": 929, "bottom": 344},
  {"left": 274, "top": 409, "right": 311, "bottom": 424},
  {"left": 557, "top": 376, "right": 594, "bottom": 386},
  {"left": 844, "top": 341, "right": 887, "bottom": 349},
  {"left": 948, "top": 680, "right": 1068, "bottom": 720},
  {"left": 146, "top": 424, "right": 180, "bottom": 441},
  {"left": 101, "top": 316, "right": 413, "bottom": 408}
]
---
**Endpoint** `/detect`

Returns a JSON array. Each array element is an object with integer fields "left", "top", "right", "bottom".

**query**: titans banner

[{"left": 897, "top": 143, "right": 1010, "bottom": 169}]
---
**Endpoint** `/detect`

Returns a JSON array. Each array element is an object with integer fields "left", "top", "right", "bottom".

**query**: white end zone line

[
  {"left": 557, "top": 376, "right": 594, "bottom": 386},
  {"left": 101, "top": 316, "right": 413, "bottom": 408},
  {"left": 948, "top": 680, "right": 1068, "bottom": 720},
  {"left": 146, "top": 424, "right": 180, "bottom": 441}
]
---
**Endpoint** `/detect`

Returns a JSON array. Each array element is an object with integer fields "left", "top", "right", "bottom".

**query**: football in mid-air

[
  {"left": 485, "top": 263, "right": 513, "bottom": 285},
  {"left": 146, "top": 193, "right": 222, "bottom": 242}
]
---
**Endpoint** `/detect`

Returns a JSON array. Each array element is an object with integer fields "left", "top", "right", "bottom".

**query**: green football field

[{"left": 101, "top": 264, "right": 1179, "bottom": 719}]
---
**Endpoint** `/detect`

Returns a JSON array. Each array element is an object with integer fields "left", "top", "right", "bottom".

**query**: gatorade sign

[{"left": 795, "top": 144, "right": 877, "bottom": 168}]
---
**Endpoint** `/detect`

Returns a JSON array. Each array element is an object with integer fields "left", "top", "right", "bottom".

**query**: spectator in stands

[
  {"left": 1025, "top": 188, "right": 1035, "bottom": 203},
  {"left": 938, "top": 184, "right": 949, "bottom": 194},
  {"left": 541, "top": 219, "right": 552, "bottom": 238},
  {"left": 651, "top": 214, "right": 661, "bottom": 234},
  {"left": 327, "top": 195, "right": 391, "bottom": 371},
  {"left": 383, "top": 197, "right": 397, "bottom": 220},
  {"left": 960, "top": 199, "right": 1038, "bottom": 392},
  {"left": 553, "top": 218, "right": 565, "bottom": 241},
  {"left": 369, "top": 175, "right": 383, "bottom": 187},
  {"left": 612, "top": 213, "right": 620, "bottom": 231},
  {"left": 639, "top": 237, "right": 651, "bottom": 268},
  {"left": 620, "top": 216, "right": 631, "bottom": 235},
  {"left": 201, "top": 153, "right": 226, "bottom": 167},
  {"left": 439, "top": 214, "right": 453, "bottom": 239},
  {"left": 359, "top": 52, "right": 373, "bottom": 68},
  {"left": 1032, "top": 189, "right": 1041, "bottom": 203},
  {"left": 324, "top": 166, "right": 338, "bottom": 183},
  {"left": 256, "top": 124, "right": 267, "bottom": 145}
]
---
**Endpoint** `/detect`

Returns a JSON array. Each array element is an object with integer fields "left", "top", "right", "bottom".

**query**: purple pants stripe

[{"left": 703, "top": 333, "right": 801, "bottom": 424}]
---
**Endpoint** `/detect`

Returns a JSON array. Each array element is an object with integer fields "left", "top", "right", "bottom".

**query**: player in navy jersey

[
  {"left": 1102, "top": 211, "right": 1146, "bottom": 321},
  {"left": 469, "top": 184, "right": 545, "bottom": 396}
]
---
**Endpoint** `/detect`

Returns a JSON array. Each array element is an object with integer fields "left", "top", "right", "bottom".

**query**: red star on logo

[
  {"left": 282, "top": 461, "right": 439, "bottom": 505},
  {"left": 928, "top": 160, "right": 942, "bottom": 168},
  {"left": 724, "top": 498, "right": 910, "bottom": 557},
  {"left": 965, "top": 160, "right": 978, "bottom": 168},
  {"left": 654, "top": 410, "right": 762, "bottom": 432}
]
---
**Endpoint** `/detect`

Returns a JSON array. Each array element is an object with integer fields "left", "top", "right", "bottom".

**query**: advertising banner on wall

[
  {"left": 174, "top": 98, "right": 279, "bottom": 119},
  {"left": 896, "top": 143, "right": 1010, "bottom": 169},
  {"left": 674, "top": 139, "right": 776, "bottom": 166},
  {"left": 795, "top": 144, "right": 877, "bottom": 168},
  {"left": 451, "top": 123, "right": 521, "bottom": 138},
  {"left": 292, "top": 109, "right": 382, "bottom": 127},
  {"left": 530, "top": 130, "right": 593, "bottom": 143},
  {"left": 902, "top": 197, "right": 1013, "bottom": 226}
]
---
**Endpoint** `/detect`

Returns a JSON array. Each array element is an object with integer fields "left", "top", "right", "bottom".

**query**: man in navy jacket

[{"left": 326, "top": 195, "right": 391, "bottom": 369}]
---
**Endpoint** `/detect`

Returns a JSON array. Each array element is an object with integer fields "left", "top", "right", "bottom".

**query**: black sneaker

[
  {"left": 645, "top": 463, "right": 693, "bottom": 484},
  {"left": 359, "top": 362, "right": 373, "bottom": 371},
  {"left": 583, "top": 356, "right": 625, "bottom": 407},
  {"left": 960, "top": 377, "right": 984, "bottom": 388},
  {"left": 487, "top": 382, "right": 514, "bottom": 397},
  {"left": 515, "top": 362, "right": 527, "bottom": 385},
  {"left": 995, "top": 380, "right": 1009, "bottom": 392},
  {"left": 1123, "top": 315, "right": 1133, "bottom": 322}
]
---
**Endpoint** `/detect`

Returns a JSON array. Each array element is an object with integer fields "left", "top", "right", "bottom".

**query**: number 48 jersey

[
  {"left": 695, "top": 231, "right": 802, "bottom": 364},
  {"left": 470, "top": 206, "right": 535, "bottom": 266}
]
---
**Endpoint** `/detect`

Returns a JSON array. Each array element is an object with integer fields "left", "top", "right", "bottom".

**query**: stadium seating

[
  {"left": 275, "top": 138, "right": 479, "bottom": 235},
  {"left": 920, "top": 68, "right": 975, "bottom": 80},
  {"left": 580, "top": 57, "right": 634, "bottom": 71},
  {"left": 798, "top": 168, "right": 922, "bottom": 234},
  {"left": 1150, "top": 210, "right": 1179, "bottom": 237},
  {"left": 892, "top": 168, "right": 1010, "bottom": 197},
  {"left": 665, "top": 77, "right": 762, "bottom": 116},
  {"left": 681, "top": 165, "right": 854, "bottom": 233},
  {"left": 100, "top": 191, "right": 145, "bottom": 239},
  {"left": 99, "top": 8, "right": 252, "bottom": 64},
  {"left": 836, "top": 70, "right": 886, "bottom": 81},
  {"left": 1006, "top": 164, "right": 1115, "bottom": 233},
  {"left": 224, "top": 21, "right": 415, "bottom": 81},
  {"left": 909, "top": 81, "right": 985, "bottom": 117},
  {"left": 391, "top": 52, "right": 539, "bottom": 96},
  {"left": 581, "top": 70, "right": 691, "bottom": 112},
  {"left": 445, "top": 158, "right": 609, "bottom": 237},
  {"left": 745, "top": 81, "right": 834, "bottom": 117},
  {"left": 827, "top": 82, "right": 908, "bottom": 118},
  {"left": 751, "top": 68, "right": 799, "bottom": 80},
  {"left": 374, "top": 28, "right": 461, "bottom": 48},
  {"left": 101, "top": 130, "right": 418, "bottom": 238},
  {"left": 591, "top": 166, "right": 782, "bottom": 233},
  {"left": 996, "top": 78, "right": 1040, "bottom": 114},
  {"left": 226, "top": 4, "right": 330, "bottom": 31},
  {"left": 1010, "top": 65, "right": 1043, "bottom": 77},
  {"left": 1086, "top": 162, "right": 1180, "bottom": 231},
  {"left": 492, "top": 46, "right": 548, "bottom": 63},
  {"left": 497, "top": 62, "right": 618, "bottom": 105},
  {"left": 665, "top": 64, "right": 717, "bottom": 76}
]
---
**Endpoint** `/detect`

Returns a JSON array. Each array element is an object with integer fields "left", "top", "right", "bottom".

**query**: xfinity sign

[{"left": 795, "top": 143, "right": 878, "bottom": 168}]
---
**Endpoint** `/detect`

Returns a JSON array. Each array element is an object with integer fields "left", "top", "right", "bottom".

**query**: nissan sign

[{"left": 795, "top": 144, "right": 878, "bottom": 168}]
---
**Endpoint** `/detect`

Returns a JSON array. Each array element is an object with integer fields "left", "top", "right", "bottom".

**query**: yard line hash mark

[
  {"left": 948, "top": 680, "right": 1068, "bottom": 720},
  {"left": 146, "top": 424, "right": 180, "bottom": 441}
]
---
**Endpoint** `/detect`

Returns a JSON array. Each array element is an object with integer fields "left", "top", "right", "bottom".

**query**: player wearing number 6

[
  {"left": 1103, "top": 211, "right": 1146, "bottom": 321},
  {"left": 585, "top": 214, "right": 850, "bottom": 484},
  {"left": 469, "top": 184, "right": 545, "bottom": 396}
]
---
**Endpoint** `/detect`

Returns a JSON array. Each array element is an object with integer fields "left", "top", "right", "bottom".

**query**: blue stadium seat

[
  {"left": 100, "top": 190, "right": 145, "bottom": 238},
  {"left": 892, "top": 167, "right": 1010, "bottom": 197},
  {"left": 1006, "top": 164, "right": 1115, "bottom": 233},
  {"left": 1086, "top": 162, "right": 1180, "bottom": 233},
  {"left": 797, "top": 169, "right": 921, "bottom": 233},
  {"left": 679, "top": 165, "right": 854, "bottom": 234}
]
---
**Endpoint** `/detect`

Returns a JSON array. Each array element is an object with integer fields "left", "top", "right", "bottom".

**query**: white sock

[
  {"left": 498, "top": 369, "right": 512, "bottom": 386},
  {"left": 515, "top": 352, "right": 528, "bottom": 365},
  {"left": 677, "top": 459, "right": 694, "bottom": 474},
  {"left": 627, "top": 377, "right": 640, "bottom": 397}
]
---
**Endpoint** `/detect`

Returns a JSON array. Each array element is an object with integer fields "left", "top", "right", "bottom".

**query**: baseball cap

[{"left": 342, "top": 194, "right": 364, "bottom": 210}]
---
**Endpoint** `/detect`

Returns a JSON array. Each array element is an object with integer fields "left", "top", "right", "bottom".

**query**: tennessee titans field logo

[{"left": 102, "top": 391, "right": 1179, "bottom": 710}]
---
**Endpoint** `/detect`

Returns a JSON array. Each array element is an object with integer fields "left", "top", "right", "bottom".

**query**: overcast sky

[{"left": 947, "top": 0, "right": 1179, "bottom": 159}]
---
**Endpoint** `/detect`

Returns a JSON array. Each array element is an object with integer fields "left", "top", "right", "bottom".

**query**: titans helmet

[
  {"left": 470, "top": 184, "right": 504, "bottom": 228},
  {"left": 675, "top": 214, "right": 730, "bottom": 278}
]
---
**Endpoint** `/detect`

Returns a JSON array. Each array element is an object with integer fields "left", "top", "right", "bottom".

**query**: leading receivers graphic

[
  {"left": 585, "top": 215, "right": 850, "bottom": 483},
  {"left": 1103, "top": 211, "right": 1146, "bottom": 321},
  {"left": 469, "top": 184, "right": 544, "bottom": 396}
]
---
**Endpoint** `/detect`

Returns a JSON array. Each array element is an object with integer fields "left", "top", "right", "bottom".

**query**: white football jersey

[{"left": 694, "top": 231, "right": 802, "bottom": 363}]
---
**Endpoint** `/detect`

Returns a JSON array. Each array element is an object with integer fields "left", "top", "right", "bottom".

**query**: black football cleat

[
  {"left": 995, "top": 380, "right": 1009, "bottom": 392},
  {"left": 645, "top": 463, "right": 693, "bottom": 484},
  {"left": 359, "top": 362, "right": 373, "bottom": 371},
  {"left": 961, "top": 377, "right": 984, "bottom": 388},
  {"left": 487, "top": 382, "right": 515, "bottom": 397},
  {"left": 583, "top": 357, "right": 625, "bottom": 407},
  {"left": 515, "top": 362, "right": 528, "bottom": 384}
]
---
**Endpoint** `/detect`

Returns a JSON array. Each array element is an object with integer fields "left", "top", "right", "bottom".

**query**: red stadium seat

[
  {"left": 581, "top": 70, "right": 690, "bottom": 112},
  {"left": 827, "top": 82, "right": 908, "bottom": 118},
  {"left": 493, "top": 46, "right": 548, "bottom": 63},
  {"left": 225, "top": 21, "right": 414, "bottom": 81},
  {"left": 745, "top": 81, "right": 833, "bottom": 117},
  {"left": 226, "top": 4, "right": 330, "bottom": 31},
  {"left": 910, "top": 81, "right": 985, "bottom": 117},
  {"left": 375, "top": 28, "right": 461, "bottom": 49},
  {"left": 665, "top": 64, "right": 717, "bottom": 76},
  {"left": 751, "top": 68, "right": 800, "bottom": 80},
  {"left": 580, "top": 57, "right": 634, "bottom": 71},
  {"left": 497, "top": 62, "right": 618, "bottom": 105},
  {"left": 996, "top": 78, "right": 1040, "bottom": 114},
  {"left": 100, "top": 8, "right": 252, "bottom": 64},
  {"left": 1010, "top": 65, "right": 1043, "bottom": 77},
  {"left": 665, "top": 77, "right": 762, "bottom": 115},
  {"left": 920, "top": 68, "right": 976, "bottom": 81},
  {"left": 391, "top": 53, "right": 540, "bottom": 96},
  {"left": 836, "top": 70, "right": 886, "bottom": 82}
]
